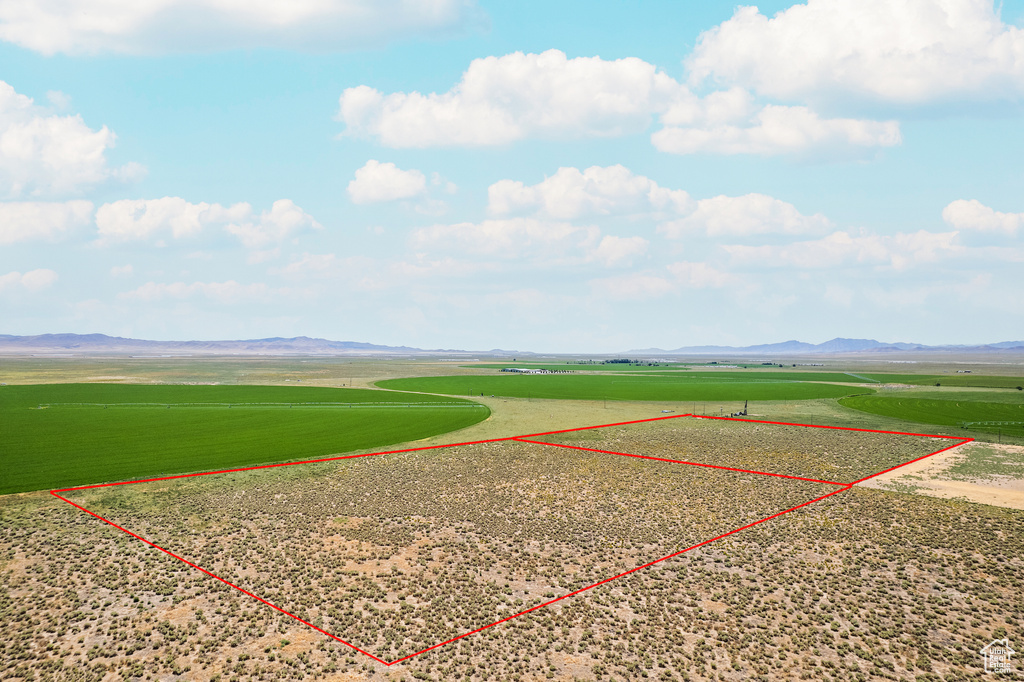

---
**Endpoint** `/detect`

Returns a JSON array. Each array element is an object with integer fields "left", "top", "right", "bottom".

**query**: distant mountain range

[
  {"left": 1, "top": 333, "right": 1022, "bottom": 356},
  {"left": 0, "top": 333, "right": 517, "bottom": 356},
  {"left": 631, "top": 337, "right": 1024, "bottom": 355}
]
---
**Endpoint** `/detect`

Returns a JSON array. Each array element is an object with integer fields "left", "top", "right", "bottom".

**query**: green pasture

[
  {"left": 468, "top": 365, "right": 876, "bottom": 383},
  {"left": 901, "top": 390, "right": 1024, "bottom": 404},
  {"left": 839, "top": 395, "right": 1024, "bottom": 437},
  {"left": 0, "top": 384, "right": 488, "bottom": 495},
  {"left": 860, "top": 374, "right": 1024, "bottom": 389},
  {"left": 638, "top": 371, "right": 873, "bottom": 383},
  {"left": 377, "top": 374, "right": 873, "bottom": 402}
]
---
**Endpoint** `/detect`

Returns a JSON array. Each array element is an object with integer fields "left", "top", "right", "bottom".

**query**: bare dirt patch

[{"left": 861, "top": 441, "right": 1024, "bottom": 510}]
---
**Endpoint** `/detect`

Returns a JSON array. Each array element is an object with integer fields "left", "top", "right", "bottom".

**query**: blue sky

[{"left": 1, "top": 0, "right": 1022, "bottom": 352}]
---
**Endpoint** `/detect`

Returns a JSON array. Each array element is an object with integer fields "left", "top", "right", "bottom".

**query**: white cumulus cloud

[
  {"left": 1, "top": 80, "right": 141, "bottom": 197},
  {"left": 95, "top": 196, "right": 321, "bottom": 248},
  {"left": 486, "top": 166, "right": 832, "bottom": 242},
  {"left": 653, "top": 105, "right": 901, "bottom": 156},
  {"left": 337, "top": 49, "right": 903, "bottom": 155},
  {"left": 591, "top": 235, "right": 649, "bottom": 266},
  {"left": 658, "top": 193, "right": 832, "bottom": 238},
  {"left": 347, "top": 160, "right": 427, "bottom": 204},
  {"left": 687, "top": 0, "right": 1024, "bottom": 104},
  {"left": 338, "top": 49, "right": 684, "bottom": 147},
  {"left": 0, "top": 200, "right": 93, "bottom": 244},
  {"left": 96, "top": 197, "right": 227, "bottom": 241},
  {"left": 0, "top": 268, "right": 58, "bottom": 292},
  {"left": 224, "top": 199, "right": 322, "bottom": 249},
  {"left": 942, "top": 199, "right": 1023, "bottom": 235},
  {"left": 0, "top": 0, "right": 484, "bottom": 55},
  {"left": 488, "top": 164, "right": 692, "bottom": 220}
]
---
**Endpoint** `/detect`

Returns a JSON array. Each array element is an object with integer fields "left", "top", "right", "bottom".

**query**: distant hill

[
  {"left": 631, "top": 337, "right": 1024, "bottom": 355},
  {"left": 2, "top": 333, "right": 1022, "bottom": 357},
  {"left": 0, "top": 333, "right": 520, "bottom": 356}
]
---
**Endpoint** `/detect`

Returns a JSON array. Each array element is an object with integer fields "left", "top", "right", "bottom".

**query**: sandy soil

[{"left": 858, "top": 441, "right": 1024, "bottom": 510}]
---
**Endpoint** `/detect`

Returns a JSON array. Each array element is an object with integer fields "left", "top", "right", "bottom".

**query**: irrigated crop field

[
  {"left": 840, "top": 394, "right": 1024, "bottom": 439},
  {"left": 0, "top": 384, "right": 488, "bottom": 495},
  {"left": 377, "top": 374, "right": 872, "bottom": 403},
  {"left": 860, "top": 374, "right": 1024, "bottom": 390},
  {"left": 470, "top": 367, "right": 883, "bottom": 383}
]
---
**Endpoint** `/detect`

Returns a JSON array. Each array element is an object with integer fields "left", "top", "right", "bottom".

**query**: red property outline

[{"left": 50, "top": 414, "right": 972, "bottom": 666}]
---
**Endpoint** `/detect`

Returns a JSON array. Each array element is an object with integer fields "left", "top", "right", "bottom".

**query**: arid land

[{"left": 2, "top": 356, "right": 1023, "bottom": 681}]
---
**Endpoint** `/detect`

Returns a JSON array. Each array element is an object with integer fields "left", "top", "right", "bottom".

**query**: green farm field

[
  {"left": 860, "top": 373, "right": 1024, "bottom": 389},
  {"left": 470, "top": 365, "right": 876, "bottom": 383},
  {"left": 0, "top": 384, "right": 488, "bottom": 495},
  {"left": 377, "top": 374, "right": 873, "bottom": 402},
  {"left": 839, "top": 394, "right": 1024, "bottom": 438},
  {"left": 629, "top": 371, "right": 874, "bottom": 382}
]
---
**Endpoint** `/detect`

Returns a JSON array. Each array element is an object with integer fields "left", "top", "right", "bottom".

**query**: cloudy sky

[{"left": 1, "top": 0, "right": 1022, "bottom": 352}]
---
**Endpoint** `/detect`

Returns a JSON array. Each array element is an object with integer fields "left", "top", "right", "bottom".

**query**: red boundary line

[
  {"left": 513, "top": 437, "right": 846, "bottom": 486},
  {"left": 51, "top": 435, "right": 522, "bottom": 493},
  {"left": 49, "top": 491, "right": 390, "bottom": 664},
  {"left": 387, "top": 485, "right": 851, "bottom": 665},
  {"left": 690, "top": 414, "right": 968, "bottom": 440},
  {"left": 51, "top": 414, "right": 973, "bottom": 665}
]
